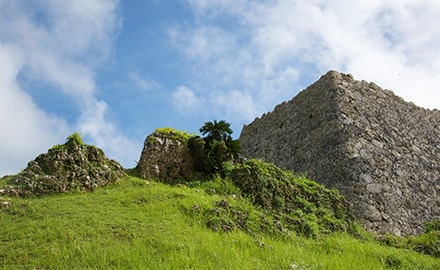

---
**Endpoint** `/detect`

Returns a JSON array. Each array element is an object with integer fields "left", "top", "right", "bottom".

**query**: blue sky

[{"left": 1, "top": 0, "right": 439, "bottom": 175}]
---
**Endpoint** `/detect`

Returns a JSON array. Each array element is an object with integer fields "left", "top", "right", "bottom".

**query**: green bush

[
  {"left": 67, "top": 132, "right": 84, "bottom": 145},
  {"left": 408, "top": 231, "right": 440, "bottom": 257},
  {"left": 229, "top": 159, "right": 355, "bottom": 237},
  {"left": 406, "top": 220, "right": 440, "bottom": 257},
  {"left": 376, "top": 220, "right": 440, "bottom": 258},
  {"left": 154, "top": 127, "right": 192, "bottom": 143},
  {"left": 425, "top": 220, "right": 440, "bottom": 233},
  {"left": 185, "top": 120, "right": 241, "bottom": 176}
]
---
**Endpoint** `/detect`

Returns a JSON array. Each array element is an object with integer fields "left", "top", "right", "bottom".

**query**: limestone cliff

[{"left": 240, "top": 70, "right": 440, "bottom": 235}]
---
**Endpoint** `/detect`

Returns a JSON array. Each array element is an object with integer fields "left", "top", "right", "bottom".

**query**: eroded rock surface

[
  {"left": 136, "top": 129, "right": 195, "bottom": 183},
  {"left": 8, "top": 133, "right": 124, "bottom": 196}
]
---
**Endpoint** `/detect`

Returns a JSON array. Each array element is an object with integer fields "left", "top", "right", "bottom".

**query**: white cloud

[
  {"left": 0, "top": 1, "right": 119, "bottom": 100},
  {"left": 77, "top": 99, "right": 138, "bottom": 167},
  {"left": 168, "top": 20, "right": 297, "bottom": 125},
  {"left": 173, "top": 0, "right": 440, "bottom": 125},
  {"left": 169, "top": 25, "right": 237, "bottom": 62},
  {"left": 0, "top": 44, "right": 68, "bottom": 175},
  {"left": 171, "top": 85, "right": 204, "bottom": 113},
  {"left": 0, "top": 0, "right": 137, "bottom": 175},
  {"left": 128, "top": 71, "right": 160, "bottom": 92},
  {"left": 213, "top": 90, "right": 257, "bottom": 121}
]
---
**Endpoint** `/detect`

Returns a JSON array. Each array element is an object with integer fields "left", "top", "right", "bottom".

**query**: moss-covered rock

[
  {"left": 136, "top": 128, "right": 196, "bottom": 183},
  {"left": 230, "top": 159, "right": 355, "bottom": 237},
  {"left": 7, "top": 133, "right": 124, "bottom": 196}
]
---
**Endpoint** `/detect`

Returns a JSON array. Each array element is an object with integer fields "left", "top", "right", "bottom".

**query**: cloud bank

[
  {"left": 0, "top": 0, "right": 137, "bottom": 175},
  {"left": 170, "top": 0, "right": 440, "bottom": 128}
]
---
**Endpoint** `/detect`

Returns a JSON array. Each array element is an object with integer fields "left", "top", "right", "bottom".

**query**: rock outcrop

[
  {"left": 8, "top": 133, "right": 124, "bottom": 196},
  {"left": 136, "top": 128, "right": 195, "bottom": 183},
  {"left": 239, "top": 70, "right": 440, "bottom": 235}
]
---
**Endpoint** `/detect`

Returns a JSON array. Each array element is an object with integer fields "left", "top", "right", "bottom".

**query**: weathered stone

[
  {"left": 239, "top": 70, "right": 440, "bottom": 235},
  {"left": 136, "top": 130, "right": 195, "bottom": 184},
  {"left": 8, "top": 133, "right": 124, "bottom": 196}
]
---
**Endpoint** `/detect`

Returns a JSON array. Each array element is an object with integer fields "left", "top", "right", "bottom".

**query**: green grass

[{"left": 1, "top": 177, "right": 439, "bottom": 269}]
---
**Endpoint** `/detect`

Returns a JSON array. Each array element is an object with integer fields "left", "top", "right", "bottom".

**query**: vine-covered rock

[{"left": 8, "top": 133, "right": 124, "bottom": 196}]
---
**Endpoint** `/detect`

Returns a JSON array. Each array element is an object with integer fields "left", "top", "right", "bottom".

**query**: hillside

[
  {"left": 0, "top": 120, "right": 439, "bottom": 268},
  {"left": 1, "top": 175, "right": 439, "bottom": 269}
]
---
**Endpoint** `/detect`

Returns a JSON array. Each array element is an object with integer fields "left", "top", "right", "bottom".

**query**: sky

[{"left": 1, "top": 0, "right": 439, "bottom": 176}]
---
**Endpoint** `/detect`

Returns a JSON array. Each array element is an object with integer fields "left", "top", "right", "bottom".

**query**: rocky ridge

[
  {"left": 239, "top": 70, "right": 440, "bottom": 235},
  {"left": 6, "top": 133, "right": 124, "bottom": 196}
]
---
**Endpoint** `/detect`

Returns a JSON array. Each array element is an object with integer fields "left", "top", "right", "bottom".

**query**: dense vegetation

[
  {"left": 229, "top": 159, "right": 354, "bottom": 237},
  {"left": 189, "top": 120, "right": 241, "bottom": 175}
]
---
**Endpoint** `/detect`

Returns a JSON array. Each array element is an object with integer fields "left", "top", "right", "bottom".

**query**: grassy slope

[{"left": 1, "top": 177, "right": 439, "bottom": 269}]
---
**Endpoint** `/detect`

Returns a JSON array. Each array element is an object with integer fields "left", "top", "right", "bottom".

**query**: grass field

[{"left": 1, "top": 176, "right": 439, "bottom": 269}]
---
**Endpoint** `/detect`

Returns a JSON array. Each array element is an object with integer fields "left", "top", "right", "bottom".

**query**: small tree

[
  {"left": 200, "top": 120, "right": 233, "bottom": 145},
  {"left": 197, "top": 120, "right": 241, "bottom": 175}
]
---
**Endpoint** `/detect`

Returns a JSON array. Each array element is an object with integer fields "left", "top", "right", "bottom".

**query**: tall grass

[{"left": 1, "top": 177, "right": 439, "bottom": 269}]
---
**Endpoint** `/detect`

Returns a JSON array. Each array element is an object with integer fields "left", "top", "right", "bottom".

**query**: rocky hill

[
  {"left": 240, "top": 70, "right": 440, "bottom": 236},
  {"left": 5, "top": 133, "right": 124, "bottom": 196}
]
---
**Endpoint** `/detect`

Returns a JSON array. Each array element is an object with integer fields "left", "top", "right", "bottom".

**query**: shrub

[
  {"left": 425, "top": 220, "right": 440, "bottom": 233},
  {"left": 154, "top": 127, "right": 192, "bottom": 143},
  {"left": 188, "top": 120, "right": 241, "bottom": 176},
  {"left": 67, "top": 132, "right": 84, "bottom": 145},
  {"left": 229, "top": 159, "right": 354, "bottom": 237},
  {"left": 406, "top": 220, "right": 440, "bottom": 257}
]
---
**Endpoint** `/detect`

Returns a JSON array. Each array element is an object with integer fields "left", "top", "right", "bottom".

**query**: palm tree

[
  {"left": 198, "top": 120, "right": 241, "bottom": 174},
  {"left": 199, "top": 120, "right": 233, "bottom": 143}
]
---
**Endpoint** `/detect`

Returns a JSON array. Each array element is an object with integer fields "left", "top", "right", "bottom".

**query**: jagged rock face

[
  {"left": 136, "top": 131, "right": 194, "bottom": 183},
  {"left": 240, "top": 70, "right": 440, "bottom": 236},
  {"left": 9, "top": 134, "right": 124, "bottom": 196}
]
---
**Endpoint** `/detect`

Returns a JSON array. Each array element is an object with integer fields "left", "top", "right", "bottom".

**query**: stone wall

[{"left": 239, "top": 70, "right": 440, "bottom": 235}]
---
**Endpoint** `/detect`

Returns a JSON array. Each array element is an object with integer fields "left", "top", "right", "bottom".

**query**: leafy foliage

[
  {"left": 408, "top": 231, "right": 440, "bottom": 258},
  {"left": 424, "top": 219, "right": 440, "bottom": 233},
  {"left": 407, "top": 220, "right": 440, "bottom": 257},
  {"left": 199, "top": 120, "right": 233, "bottom": 143},
  {"left": 187, "top": 136, "right": 207, "bottom": 172},
  {"left": 67, "top": 132, "right": 84, "bottom": 145},
  {"left": 191, "top": 120, "right": 241, "bottom": 175}
]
